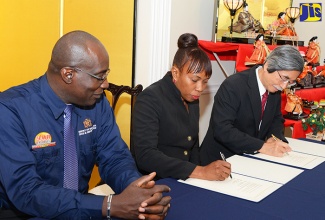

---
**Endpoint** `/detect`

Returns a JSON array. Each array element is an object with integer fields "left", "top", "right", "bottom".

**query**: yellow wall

[
  {"left": 0, "top": 0, "right": 134, "bottom": 189},
  {"left": 0, "top": 0, "right": 60, "bottom": 88}
]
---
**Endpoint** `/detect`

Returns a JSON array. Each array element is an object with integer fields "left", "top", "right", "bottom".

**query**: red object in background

[
  {"left": 198, "top": 40, "right": 323, "bottom": 139},
  {"left": 198, "top": 40, "right": 239, "bottom": 61},
  {"left": 198, "top": 40, "right": 308, "bottom": 73},
  {"left": 281, "top": 87, "right": 325, "bottom": 138}
]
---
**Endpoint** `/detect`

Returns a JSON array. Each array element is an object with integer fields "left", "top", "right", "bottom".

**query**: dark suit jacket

[
  {"left": 131, "top": 72, "right": 199, "bottom": 180},
  {"left": 200, "top": 66, "right": 286, "bottom": 165}
]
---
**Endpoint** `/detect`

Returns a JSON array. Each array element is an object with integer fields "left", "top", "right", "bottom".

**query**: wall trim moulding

[{"left": 149, "top": 0, "right": 171, "bottom": 85}]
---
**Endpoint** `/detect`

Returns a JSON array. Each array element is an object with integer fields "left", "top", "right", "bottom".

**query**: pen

[
  {"left": 220, "top": 152, "right": 232, "bottom": 179},
  {"left": 271, "top": 134, "right": 289, "bottom": 156}
]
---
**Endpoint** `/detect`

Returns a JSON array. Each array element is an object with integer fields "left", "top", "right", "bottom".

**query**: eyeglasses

[
  {"left": 74, "top": 67, "right": 110, "bottom": 82},
  {"left": 276, "top": 71, "right": 296, "bottom": 85}
]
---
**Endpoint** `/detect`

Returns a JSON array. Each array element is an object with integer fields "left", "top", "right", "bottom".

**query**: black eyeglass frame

[
  {"left": 276, "top": 70, "right": 296, "bottom": 86},
  {"left": 74, "top": 67, "right": 110, "bottom": 81}
]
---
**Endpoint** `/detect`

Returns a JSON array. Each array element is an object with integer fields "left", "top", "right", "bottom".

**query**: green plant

[{"left": 302, "top": 107, "right": 325, "bottom": 136}]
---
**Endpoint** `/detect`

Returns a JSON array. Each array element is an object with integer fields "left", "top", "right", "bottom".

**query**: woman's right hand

[{"left": 190, "top": 161, "right": 231, "bottom": 181}]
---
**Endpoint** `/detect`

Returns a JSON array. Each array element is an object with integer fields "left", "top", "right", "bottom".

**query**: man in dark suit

[{"left": 200, "top": 45, "right": 304, "bottom": 165}]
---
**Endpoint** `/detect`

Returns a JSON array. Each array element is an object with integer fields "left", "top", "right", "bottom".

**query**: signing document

[
  {"left": 179, "top": 155, "right": 303, "bottom": 202},
  {"left": 286, "top": 137, "right": 325, "bottom": 158},
  {"left": 249, "top": 138, "right": 325, "bottom": 169}
]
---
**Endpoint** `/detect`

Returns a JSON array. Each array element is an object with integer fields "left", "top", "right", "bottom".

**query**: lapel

[{"left": 247, "top": 67, "right": 263, "bottom": 132}]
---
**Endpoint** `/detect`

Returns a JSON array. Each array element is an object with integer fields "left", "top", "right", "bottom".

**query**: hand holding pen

[
  {"left": 191, "top": 159, "right": 231, "bottom": 181},
  {"left": 220, "top": 152, "right": 232, "bottom": 179},
  {"left": 259, "top": 135, "right": 292, "bottom": 157},
  {"left": 271, "top": 134, "right": 290, "bottom": 156}
]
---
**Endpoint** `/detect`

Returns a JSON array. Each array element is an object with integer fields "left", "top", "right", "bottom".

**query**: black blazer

[
  {"left": 200, "top": 66, "right": 286, "bottom": 165},
  {"left": 131, "top": 72, "right": 199, "bottom": 180}
]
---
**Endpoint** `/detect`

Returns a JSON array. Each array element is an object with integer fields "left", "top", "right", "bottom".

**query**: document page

[
  {"left": 178, "top": 155, "right": 303, "bottom": 202},
  {"left": 179, "top": 174, "right": 281, "bottom": 202},
  {"left": 286, "top": 137, "right": 325, "bottom": 158},
  {"left": 250, "top": 151, "right": 325, "bottom": 169},
  {"left": 227, "top": 155, "right": 303, "bottom": 184}
]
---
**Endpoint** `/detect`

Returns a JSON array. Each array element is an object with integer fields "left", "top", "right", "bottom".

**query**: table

[{"left": 157, "top": 142, "right": 325, "bottom": 219}]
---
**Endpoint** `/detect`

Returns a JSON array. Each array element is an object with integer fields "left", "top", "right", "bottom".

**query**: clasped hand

[{"left": 111, "top": 172, "right": 171, "bottom": 220}]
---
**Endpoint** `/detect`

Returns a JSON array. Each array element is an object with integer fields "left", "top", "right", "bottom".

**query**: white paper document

[
  {"left": 179, "top": 174, "right": 281, "bottom": 202},
  {"left": 250, "top": 150, "right": 325, "bottom": 169},
  {"left": 227, "top": 155, "right": 303, "bottom": 184},
  {"left": 178, "top": 155, "right": 303, "bottom": 202},
  {"left": 286, "top": 137, "right": 325, "bottom": 158}
]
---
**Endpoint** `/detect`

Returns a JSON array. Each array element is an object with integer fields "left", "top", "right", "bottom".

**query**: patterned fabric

[
  {"left": 63, "top": 105, "right": 78, "bottom": 190},
  {"left": 261, "top": 91, "right": 268, "bottom": 119}
]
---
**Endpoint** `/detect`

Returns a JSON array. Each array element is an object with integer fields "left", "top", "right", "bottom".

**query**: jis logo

[{"left": 300, "top": 3, "right": 322, "bottom": 22}]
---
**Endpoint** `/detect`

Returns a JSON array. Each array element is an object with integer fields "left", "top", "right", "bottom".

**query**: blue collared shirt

[{"left": 0, "top": 75, "right": 141, "bottom": 219}]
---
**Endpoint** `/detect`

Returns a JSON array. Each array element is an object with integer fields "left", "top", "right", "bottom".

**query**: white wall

[
  {"left": 293, "top": 0, "right": 324, "bottom": 64},
  {"left": 135, "top": 0, "right": 218, "bottom": 88},
  {"left": 199, "top": 60, "right": 235, "bottom": 143},
  {"left": 168, "top": 0, "right": 216, "bottom": 68}
]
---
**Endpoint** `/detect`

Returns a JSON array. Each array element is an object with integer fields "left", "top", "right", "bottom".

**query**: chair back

[
  {"left": 106, "top": 83, "right": 143, "bottom": 112},
  {"left": 95, "top": 83, "right": 143, "bottom": 187}
]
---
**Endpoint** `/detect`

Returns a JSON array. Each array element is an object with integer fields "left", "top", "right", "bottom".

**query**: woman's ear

[
  {"left": 171, "top": 66, "right": 179, "bottom": 78},
  {"left": 171, "top": 66, "right": 180, "bottom": 83}
]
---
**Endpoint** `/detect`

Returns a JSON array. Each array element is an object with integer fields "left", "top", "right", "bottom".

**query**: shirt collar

[
  {"left": 40, "top": 74, "right": 67, "bottom": 119},
  {"left": 255, "top": 66, "right": 266, "bottom": 97}
]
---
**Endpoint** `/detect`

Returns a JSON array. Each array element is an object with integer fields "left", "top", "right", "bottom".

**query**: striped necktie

[
  {"left": 261, "top": 91, "right": 268, "bottom": 119},
  {"left": 63, "top": 105, "right": 78, "bottom": 190}
]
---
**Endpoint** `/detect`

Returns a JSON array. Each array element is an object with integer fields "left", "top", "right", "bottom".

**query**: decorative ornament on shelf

[
  {"left": 314, "top": 59, "right": 325, "bottom": 86},
  {"left": 223, "top": 0, "right": 244, "bottom": 38},
  {"left": 268, "top": 20, "right": 279, "bottom": 37},
  {"left": 285, "top": 7, "right": 300, "bottom": 45},
  {"left": 283, "top": 91, "right": 308, "bottom": 120},
  {"left": 244, "top": 34, "right": 270, "bottom": 66},
  {"left": 302, "top": 107, "right": 325, "bottom": 138},
  {"left": 305, "top": 36, "right": 320, "bottom": 66},
  {"left": 286, "top": 7, "right": 300, "bottom": 24}
]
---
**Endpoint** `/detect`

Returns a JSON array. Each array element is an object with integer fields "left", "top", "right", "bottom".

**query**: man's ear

[{"left": 61, "top": 67, "right": 74, "bottom": 83}]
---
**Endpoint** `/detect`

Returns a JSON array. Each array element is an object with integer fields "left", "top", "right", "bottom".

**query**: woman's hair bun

[{"left": 177, "top": 33, "right": 198, "bottom": 49}]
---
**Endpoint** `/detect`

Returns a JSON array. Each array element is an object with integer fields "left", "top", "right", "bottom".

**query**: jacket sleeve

[{"left": 96, "top": 100, "right": 141, "bottom": 193}]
